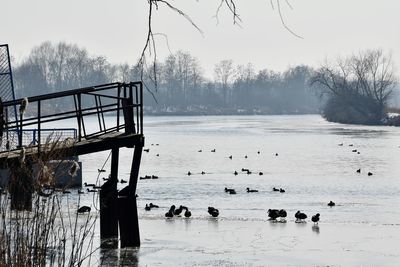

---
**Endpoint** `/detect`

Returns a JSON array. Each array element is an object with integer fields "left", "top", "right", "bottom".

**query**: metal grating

[{"left": 0, "top": 44, "right": 17, "bottom": 122}]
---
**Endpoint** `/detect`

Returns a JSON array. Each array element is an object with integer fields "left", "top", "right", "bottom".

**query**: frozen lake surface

[{"left": 75, "top": 115, "right": 400, "bottom": 266}]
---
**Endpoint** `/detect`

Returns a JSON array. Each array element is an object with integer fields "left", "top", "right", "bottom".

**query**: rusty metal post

[
  {"left": 118, "top": 140, "right": 143, "bottom": 248},
  {"left": 100, "top": 148, "right": 119, "bottom": 247}
]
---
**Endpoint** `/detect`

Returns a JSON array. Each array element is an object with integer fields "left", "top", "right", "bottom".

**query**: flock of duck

[{"left": 76, "top": 141, "right": 366, "bottom": 226}]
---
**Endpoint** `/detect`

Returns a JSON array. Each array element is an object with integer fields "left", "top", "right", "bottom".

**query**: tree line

[{"left": 13, "top": 41, "right": 321, "bottom": 115}]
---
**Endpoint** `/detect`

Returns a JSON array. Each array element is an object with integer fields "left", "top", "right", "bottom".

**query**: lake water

[{"left": 76, "top": 115, "right": 400, "bottom": 266}]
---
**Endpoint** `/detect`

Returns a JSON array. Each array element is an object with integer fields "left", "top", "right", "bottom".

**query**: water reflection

[
  {"left": 99, "top": 247, "right": 139, "bottom": 267},
  {"left": 312, "top": 225, "right": 320, "bottom": 234}
]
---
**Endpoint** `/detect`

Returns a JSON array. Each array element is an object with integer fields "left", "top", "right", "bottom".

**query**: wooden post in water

[
  {"left": 118, "top": 140, "right": 143, "bottom": 248},
  {"left": 100, "top": 148, "right": 119, "bottom": 247}
]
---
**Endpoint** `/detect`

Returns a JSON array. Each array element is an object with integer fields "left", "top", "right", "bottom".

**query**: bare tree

[
  {"left": 311, "top": 49, "right": 397, "bottom": 124},
  {"left": 214, "top": 59, "right": 235, "bottom": 105}
]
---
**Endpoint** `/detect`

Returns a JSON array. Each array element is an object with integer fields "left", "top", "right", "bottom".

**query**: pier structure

[{"left": 0, "top": 81, "right": 144, "bottom": 247}]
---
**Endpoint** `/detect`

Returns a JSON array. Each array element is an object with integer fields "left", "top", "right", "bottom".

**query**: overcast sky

[{"left": 1, "top": 0, "right": 400, "bottom": 78}]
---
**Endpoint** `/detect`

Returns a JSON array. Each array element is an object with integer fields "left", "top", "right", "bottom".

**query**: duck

[
  {"left": 246, "top": 187, "right": 258, "bottom": 193},
  {"left": 244, "top": 155, "right": 248, "bottom": 159},
  {"left": 165, "top": 205, "right": 175, "bottom": 218},
  {"left": 241, "top": 168, "right": 249, "bottom": 172},
  {"left": 143, "top": 148, "right": 150, "bottom": 152},
  {"left": 98, "top": 169, "right": 106, "bottom": 173},
  {"left": 211, "top": 149, "right": 216, "bottom": 153},
  {"left": 151, "top": 175, "right": 159, "bottom": 179},
  {"left": 145, "top": 204, "right": 151, "bottom": 211},
  {"left": 156, "top": 154, "right": 160, "bottom": 157},
  {"left": 120, "top": 179, "right": 127, "bottom": 184},
  {"left": 259, "top": 172, "right": 263, "bottom": 175},
  {"left": 198, "top": 149, "right": 202, "bottom": 152},
  {"left": 295, "top": 211, "right": 307, "bottom": 222},
  {"left": 275, "top": 153, "right": 279, "bottom": 156},
  {"left": 352, "top": 149, "right": 357, "bottom": 153},
  {"left": 201, "top": 171, "right": 205, "bottom": 175},
  {"left": 187, "top": 171, "right": 192, "bottom": 176},
  {"left": 149, "top": 203, "right": 159, "bottom": 208},
  {"left": 208, "top": 207, "right": 219, "bottom": 217},
  {"left": 174, "top": 205, "right": 184, "bottom": 216},
  {"left": 234, "top": 171, "right": 238, "bottom": 175},
  {"left": 356, "top": 168, "right": 361, "bottom": 173},
  {"left": 272, "top": 187, "right": 280, "bottom": 192},
  {"left": 311, "top": 213, "right": 320, "bottom": 225},
  {"left": 229, "top": 189, "right": 237, "bottom": 195},
  {"left": 257, "top": 151, "right": 260, "bottom": 154},
  {"left": 78, "top": 189, "right": 85, "bottom": 194},
  {"left": 224, "top": 187, "right": 234, "bottom": 193},
  {"left": 87, "top": 188, "right": 98, "bottom": 193},
  {"left": 279, "top": 188, "right": 285, "bottom": 193},
  {"left": 368, "top": 172, "right": 373, "bottom": 176},
  {"left": 184, "top": 208, "right": 192, "bottom": 218},
  {"left": 246, "top": 170, "right": 252, "bottom": 175},
  {"left": 278, "top": 209, "right": 287, "bottom": 219},
  {"left": 229, "top": 155, "right": 232, "bottom": 159},
  {"left": 268, "top": 209, "right": 280, "bottom": 220},
  {"left": 327, "top": 201, "right": 335, "bottom": 207},
  {"left": 77, "top": 206, "right": 91, "bottom": 213}
]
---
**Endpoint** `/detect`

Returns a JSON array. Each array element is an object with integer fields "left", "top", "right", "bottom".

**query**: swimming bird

[
  {"left": 156, "top": 154, "right": 160, "bottom": 157},
  {"left": 174, "top": 205, "right": 184, "bottom": 216},
  {"left": 78, "top": 189, "right": 85, "bottom": 194},
  {"left": 229, "top": 155, "right": 232, "bottom": 159},
  {"left": 143, "top": 148, "right": 150, "bottom": 152},
  {"left": 246, "top": 170, "right": 252, "bottom": 175},
  {"left": 198, "top": 149, "right": 202, "bottom": 152},
  {"left": 356, "top": 168, "right": 361, "bottom": 173},
  {"left": 349, "top": 144, "right": 353, "bottom": 147},
  {"left": 87, "top": 188, "right": 98, "bottom": 193},
  {"left": 259, "top": 172, "right": 263, "bottom": 175},
  {"left": 165, "top": 205, "right": 175, "bottom": 218},
  {"left": 272, "top": 187, "right": 280, "bottom": 192},
  {"left": 208, "top": 207, "right": 219, "bottom": 217},
  {"left": 295, "top": 211, "right": 307, "bottom": 222},
  {"left": 211, "top": 149, "right": 216, "bottom": 152},
  {"left": 246, "top": 187, "right": 258, "bottom": 193},
  {"left": 327, "top": 201, "right": 335, "bottom": 207},
  {"left": 275, "top": 153, "right": 279, "bottom": 156},
  {"left": 244, "top": 155, "right": 248, "bottom": 159},
  {"left": 120, "top": 179, "right": 127, "bottom": 184},
  {"left": 98, "top": 169, "right": 106, "bottom": 173},
  {"left": 62, "top": 190, "right": 71, "bottom": 194},
  {"left": 257, "top": 151, "right": 260, "bottom": 154},
  {"left": 234, "top": 171, "right": 238, "bottom": 175},
  {"left": 149, "top": 203, "right": 159, "bottom": 208},
  {"left": 268, "top": 209, "right": 280, "bottom": 220},
  {"left": 77, "top": 206, "right": 91, "bottom": 213},
  {"left": 368, "top": 172, "right": 373, "bottom": 176},
  {"left": 241, "top": 168, "right": 249, "bottom": 172},
  {"left": 224, "top": 187, "right": 234, "bottom": 193},
  {"left": 311, "top": 213, "right": 320, "bottom": 225},
  {"left": 352, "top": 149, "right": 357, "bottom": 153},
  {"left": 187, "top": 171, "right": 192, "bottom": 176},
  {"left": 201, "top": 171, "right": 205, "bottom": 175},
  {"left": 338, "top": 143, "right": 343, "bottom": 146},
  {"left": 229, "top": 189, "right": 237, "bottom": 194},
  {"left": 145, "top": 204, "right": 151, "bottom": 211},
  {"left": 151, "top": 175, "right": 159, "bottom": 179},
  {"left": 84, "top": 182, "right": 95, "bottom": 187},
  {"left": 279, "top": 188, "right": 285, "bottom": 193}
]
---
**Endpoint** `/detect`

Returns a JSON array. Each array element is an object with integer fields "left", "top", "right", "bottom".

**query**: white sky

[{"left": 1, "top": 0, "right": 400, "bottom": 78}]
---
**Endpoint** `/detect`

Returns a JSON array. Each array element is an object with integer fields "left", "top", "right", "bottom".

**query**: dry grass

[{"left": 0, "top": 133, "right": 99, "bottom": 266}]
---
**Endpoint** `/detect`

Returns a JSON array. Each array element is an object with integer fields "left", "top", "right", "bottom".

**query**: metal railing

[{"left": 0, "top": 82, "right": 143, "bottom": 152}]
